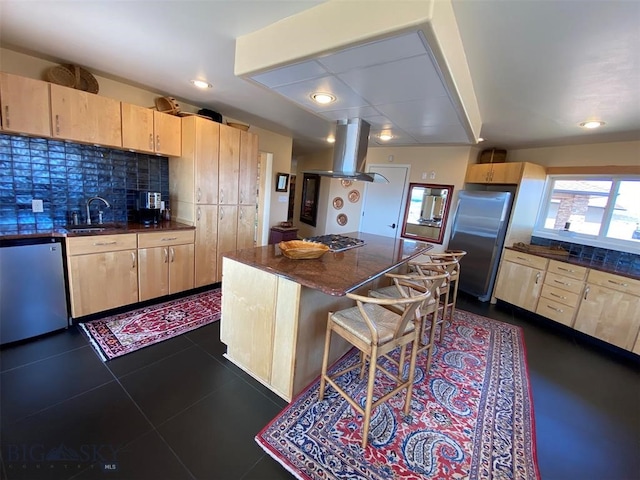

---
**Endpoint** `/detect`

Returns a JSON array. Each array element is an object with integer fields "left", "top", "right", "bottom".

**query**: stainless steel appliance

[
  {"left": 305, "top": 234, "right": 365, "bottom": 252},
  {"left": 138, "top": 191, "right": 162, "bottom": 224},
  {"left": 0, "top": 238, "right": 69, "bottom": 345},
  {"left": 448, "top": 190, "right": 513, "bottom": 301}
]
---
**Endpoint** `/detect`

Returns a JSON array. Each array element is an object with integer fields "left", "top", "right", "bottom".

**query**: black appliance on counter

[{"left": 137, "top": 191, "right": 162, "bottom": 224}]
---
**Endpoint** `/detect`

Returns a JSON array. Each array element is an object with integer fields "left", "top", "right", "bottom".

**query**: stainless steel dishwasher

[{"left": 0, "top": 237, "right": 69, "bottom": 345}]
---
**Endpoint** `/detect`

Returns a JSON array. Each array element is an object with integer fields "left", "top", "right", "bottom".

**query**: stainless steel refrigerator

[{"left": 448, "top": 190, "right": 513, "bottom": 301}]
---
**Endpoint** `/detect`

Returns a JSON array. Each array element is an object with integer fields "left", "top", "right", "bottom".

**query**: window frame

[{"left": 533, "top": 174, "right": 640, "bottom": 254}]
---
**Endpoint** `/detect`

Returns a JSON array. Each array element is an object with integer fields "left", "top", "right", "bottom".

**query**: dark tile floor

[{"left": 1, "top": 292, "right": 639, "bottom": 480}]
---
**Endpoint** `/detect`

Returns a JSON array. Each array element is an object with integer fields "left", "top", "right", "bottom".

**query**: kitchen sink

[{"left": 65, "top": 223, "right": 126, "bottom": 234}]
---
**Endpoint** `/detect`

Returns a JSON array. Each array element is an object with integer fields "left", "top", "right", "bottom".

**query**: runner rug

[
  {"left": 80, "top": 288, "right": 222, "bottom": 361},
  {"left": 256, "top": 309, "right": 539, "bottom": 479}
]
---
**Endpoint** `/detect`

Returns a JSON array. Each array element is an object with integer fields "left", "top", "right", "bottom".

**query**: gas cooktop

[{"left": 304, "top": 234, "right": 365, "bottom": 252}]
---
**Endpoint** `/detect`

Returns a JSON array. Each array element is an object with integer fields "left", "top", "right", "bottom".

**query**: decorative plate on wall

[
  {"left": 332, "top": 197, "right": 344, "bottom": 210},
  {"left": 337, "top": 213, "right": 348, "bottom": 226},
  {"left": 341, "top": 179, "right": 353, "bottom": 188},
  {"left": 348, "top": 189, "right": 360, "bottom": 203}
]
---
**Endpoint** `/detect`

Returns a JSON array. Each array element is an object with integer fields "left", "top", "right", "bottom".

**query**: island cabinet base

[{"left": 221, "top": 258, "right": 362, "bottom": 401}]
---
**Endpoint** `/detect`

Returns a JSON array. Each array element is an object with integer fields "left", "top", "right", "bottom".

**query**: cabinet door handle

[
  {"left": 170, "top": 247, "right": 175, "bottom": 263},
  {"left": 55, "top": 114, "right": 60, "bottom": 135},
  {"left": 220, "top": 207, "right": 224, "bottom": 220},
  {"left": 149, "top": 133, "right": 154, "bottom": 150},
  {"left": 197, "top": 188, "right": 202, "bottom": 202},
  {"left": 4, "top": 105, "right": 9, "bottom": 127},
  {"left": 156, "top": 134, "right": 160, "bottom": 150},
  {"left": 93, "top": 241, "right": 117, "bottom": 246},
  {"left": 220, "top": 188, "right": 224, "bottom": 203},
  {"left": 197, "top": 207, "right": 201, "bottom": 221},
  {"left": 583, "top": 286, "right": 590, "bottom": 300},
  {"left": 535, "top": 272, "right": 541, "bottom": 284},
  {"left": 239, "top": 208, "right": 243, "bottom": 220},
  {"left": 164, "top": 247, "right": 169, "bottom": 263},
  {"left": 607, "top": 279, "right": 629, "bottom": 287},
  {"left": 131, "top": 251, "right": 136, "bottom": 269}
]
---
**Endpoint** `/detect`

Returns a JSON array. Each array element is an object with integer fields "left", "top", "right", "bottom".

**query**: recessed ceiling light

[
  {"left": 191, "top": 79, "right": 212, "bottom": 89},
  {"left": 378, "top": 132, "right": 393, "bottom": 142},
  {"left": 579, "top": 121, "right": 605, "bottom": 129},
  {"left": 311, "top": 92, "right": 335, "bottom": 105},
  {"left": 326, "top": 136, "right": 336, "bottom": 144}
]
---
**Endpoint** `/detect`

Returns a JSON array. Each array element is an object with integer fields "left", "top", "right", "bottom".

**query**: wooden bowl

[{"left": 279, "top": 240, "right": 329, "bottom": 259}]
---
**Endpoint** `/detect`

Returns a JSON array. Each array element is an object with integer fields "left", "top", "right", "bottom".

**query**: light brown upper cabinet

[
  {"left": 121, "top": 103, "right": 181, "bottom": 156},
  {"left": 0, "top": 72, "right": 52, "bottom": 137},
  {"left": 50, "top": 83, "right": 122, "bottom": 148},
  {"left": 218, "top": 123, "right": 241, "bottom": 205},
  {"left": 465, "top": 162, "right": 525, "bottom": 184},
  {"left": 238, "top": 130, "right": 259, "bottom": 205}
]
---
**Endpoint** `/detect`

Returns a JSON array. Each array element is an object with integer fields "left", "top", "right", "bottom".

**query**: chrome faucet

[{"left": 86, "top": 196, "right": 111, "bottom": 225}]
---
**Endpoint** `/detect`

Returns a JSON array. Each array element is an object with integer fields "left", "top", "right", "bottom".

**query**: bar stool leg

[
  {"left": 319, "top": 312, "right": 333, "bottom": 401},
  {"left": 361, "top": 345, "right": 379, "bottom": 448}
]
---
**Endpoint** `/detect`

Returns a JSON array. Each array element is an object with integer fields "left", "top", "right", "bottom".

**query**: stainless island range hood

[{"left": 306, "top": 118, "right": 388, "bottom": 183}]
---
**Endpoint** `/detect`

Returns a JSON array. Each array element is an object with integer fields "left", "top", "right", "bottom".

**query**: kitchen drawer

[
  {"left": 67, "top": 234, "right": 137, "bottom": 255},
  {"left": 536, "top": 297, "right": 576, "bottom": 327},
  {"left": 502, "top": 249, "right": 548, "bottom": 270},
  {"left": 586, "top": 269, "right": 640, "bottom": 296},
  {"left": 138, "top": 230, "right": 195, "bottom": 248},
  {"left": 544, "top": 272, "right": 585, "bottom": 295},
  {"left": 540, "top": 283, "right": 580, "bottom": 308},
  {"left": 547, "top": 259, "right": 587, "bottom": 281}
]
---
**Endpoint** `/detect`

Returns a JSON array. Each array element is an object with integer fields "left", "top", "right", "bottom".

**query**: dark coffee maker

[{"left": 138, "top": 191, "right": 162, "bottom": 224}]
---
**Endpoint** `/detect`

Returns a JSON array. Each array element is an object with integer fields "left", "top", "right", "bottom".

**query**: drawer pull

[
  {"left": 553, "top": 279, "right": 571, "bottom": 286},
  {"left": 557, "top": 266, "right": 576, "bottom": 273},
  {"left": 93, "top": 241, "right": 117, "bottom": 246},
  {"left": 550, "top": 292, "right": 567, "bottom": 300},
  {"left": 607, "top": 279, "right": 629, "bottom": 287},
  {"left": 516, "top": 256, "right": 530, "bottom": 262},
  {"left": 161, "top": 237, "right": 178, "bottom": 242},
  {"left": 545, "top": 304, "right": 564, "bottom": 313}
]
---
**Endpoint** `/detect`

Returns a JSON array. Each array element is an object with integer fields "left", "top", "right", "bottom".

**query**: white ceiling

[{"left": 1, "top": 0, "right": 638, "bottom": 156}]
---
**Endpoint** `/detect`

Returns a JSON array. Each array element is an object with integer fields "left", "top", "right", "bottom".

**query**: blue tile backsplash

[
  {"left": 0, "top": 133, "right": 169, "bottom": 233},
  {"left": 531, "top": 236, "right": 640, "bottom": 277}
]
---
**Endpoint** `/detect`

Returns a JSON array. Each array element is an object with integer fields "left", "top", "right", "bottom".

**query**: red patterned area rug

[
  {"left": 80, "top": 288, "right": 221, "bottom": 361},
  {"left": 256, "top": 309, "right": 540, "bottom": 479}
]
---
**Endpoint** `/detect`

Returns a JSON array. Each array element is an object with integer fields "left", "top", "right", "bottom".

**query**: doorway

[{"left": 360, "top": 165, "right": 409, "bottom": 237}]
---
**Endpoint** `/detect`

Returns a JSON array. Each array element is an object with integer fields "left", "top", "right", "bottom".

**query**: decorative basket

[
  {"left": 279, "top": 240, "right": 329, "bottom": 259},
  {"left": 227, "top": 122, "right": 250, "bottom": 131}
]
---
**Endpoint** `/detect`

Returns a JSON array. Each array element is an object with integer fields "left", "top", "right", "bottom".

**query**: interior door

[{"left": 360, "top": 165, "right": 408, "bottom": 237}]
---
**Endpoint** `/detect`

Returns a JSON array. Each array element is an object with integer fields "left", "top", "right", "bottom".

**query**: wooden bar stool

[
  {"left": 319, "top": 288, "right": 430, "bottom": 448},
  {"left": 369, "top": 270, "right": 449, "bottom": 372},
  {"left": 408, "top": 257, "right": 461, "bottom": 342}
]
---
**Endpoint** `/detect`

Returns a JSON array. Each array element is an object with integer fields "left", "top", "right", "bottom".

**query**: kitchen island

[{"left": 220, "top": 232, "right": 432, "bottom": 401}]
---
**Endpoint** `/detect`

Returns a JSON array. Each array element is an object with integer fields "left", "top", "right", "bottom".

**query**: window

[{"left": 534, "top": 175, "right": 640, "bottom": 253}]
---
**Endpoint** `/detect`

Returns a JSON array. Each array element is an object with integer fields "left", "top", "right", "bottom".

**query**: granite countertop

[
  {"left": 0, "top": 220, "right": 195, "bottom": 241},
  {"left": 504, "top": 246, "right": 640, "bottom": 281},
  {"left": 222, "top": 232, "right": 433, "bottom": 296}
]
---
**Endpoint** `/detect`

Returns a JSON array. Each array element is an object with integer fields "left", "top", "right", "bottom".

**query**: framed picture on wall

[{"left": 276, "top": 173, "right": 290, "bottom": 192}]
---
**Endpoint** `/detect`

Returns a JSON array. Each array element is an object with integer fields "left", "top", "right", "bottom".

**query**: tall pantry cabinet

[{"left": 170, "top": 117, "right": 258, "bottom": 287}]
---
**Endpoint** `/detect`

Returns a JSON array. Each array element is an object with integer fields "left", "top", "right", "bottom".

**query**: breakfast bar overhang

[{"left": 220, "top": 232, "right": 433, "bottom": 402}]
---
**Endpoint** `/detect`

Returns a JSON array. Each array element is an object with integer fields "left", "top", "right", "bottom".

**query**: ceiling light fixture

[
  {"left": 311, "top": 92, "right": 335, "bottom": 105},
  {"left": 579, "top": 121, "right": 605, "bottom": 129},
  {"left": 191, "top": 79, "right": 212, "bottom": 89},
  {"left": 378, "top": 132, "right": 393, "bottom": 141}
]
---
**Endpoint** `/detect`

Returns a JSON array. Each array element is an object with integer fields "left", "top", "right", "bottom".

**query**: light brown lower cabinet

[
  {"left": 195, "top": 204, "right": 219, "bottom": 288},
  {"left": 66, "top": 234, "right": 139, "bottom": 318},
  {"left": 494, "top": 250, "right": 547, "bottom": 311},
  {"left": 138, "top": 231, "right": 195, "bottom": 301},
  {"left": 574, "top": 270, "right": 640, "bottom": 351}
]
